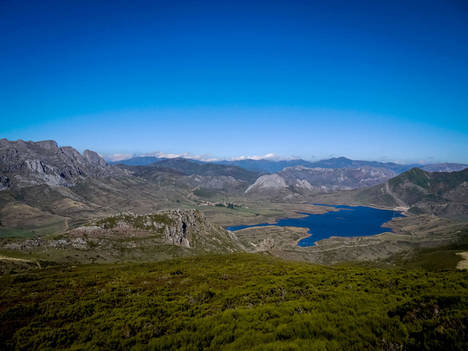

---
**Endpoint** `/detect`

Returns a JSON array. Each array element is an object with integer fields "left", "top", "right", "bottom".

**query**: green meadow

[{"left": 1, "top": 253, "right": 467, "bottom": 350}]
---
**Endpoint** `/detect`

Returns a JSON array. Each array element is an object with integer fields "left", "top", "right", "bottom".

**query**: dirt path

[
  {"left": 0, "top": 255, "right": 41, "bottom": 268},
  {"left": 456, "top": 252, "right": 468, "bottom": 270},
  {"left": 385, "top": 182, "right": 407, "bottom": 208}
]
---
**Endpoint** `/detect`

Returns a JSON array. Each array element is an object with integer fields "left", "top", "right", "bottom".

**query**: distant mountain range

[
  {"left": 1, "top": 139, "right": 467, "bottom": 236},
  {"left": 112, "top": 155, "right": 467, "bottom": 175},
  {"left": 245, "top": 166, "right": 395, "bottom": 194},
  {"left": 109, "top": 156, "right": 164, "bottom": 166},
  {"left": 140, "top": 158, "right": 259, "bottom": 182},
  {"left": 118, "top": 158, "right": 260, "bottom": 193},
  {"left": 2, "top": 140, "right": 467, "bottom": 195},
  {"left": 217, "top": 157, "right": 413, "bottom": 174}
]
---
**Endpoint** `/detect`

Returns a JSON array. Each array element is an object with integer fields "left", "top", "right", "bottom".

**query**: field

[{"left": 1, "top": 253, "right": 467, "bottom": 350}]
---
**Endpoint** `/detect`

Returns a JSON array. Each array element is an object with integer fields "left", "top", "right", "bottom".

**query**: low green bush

[{"left": 0, "top": 253, "right": 467, "bottom": 350}]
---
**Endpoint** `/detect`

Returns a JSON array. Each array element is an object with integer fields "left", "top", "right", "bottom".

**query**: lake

[{"left": 226, "top": 204, "right": 405, "bottom": 247}]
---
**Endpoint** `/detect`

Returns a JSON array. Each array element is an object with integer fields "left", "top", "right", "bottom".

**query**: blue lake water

[{"left": 226, "top": 204, "right": 405, "bottom": 247}]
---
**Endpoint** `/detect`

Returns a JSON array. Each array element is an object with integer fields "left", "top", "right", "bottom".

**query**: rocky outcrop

[
  {"left": 83, "top": 149, "right": 107, "bottom": 167},
  {"left": 88, "top": 209, "right": 245, "bottom": 252},
  {"left": 1, "top": 209, "right": 246, "bottom": 262},
  {"left": 0, "top": 138, "right": 124, "bottom": 189},
  {"left": 0, "top": 176, "right": 9, "bottom": 191},
  {"left": 245, "top": 174, "right": 288, "bottom": 193}
]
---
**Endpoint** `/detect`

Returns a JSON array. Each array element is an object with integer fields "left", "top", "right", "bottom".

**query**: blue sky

[{"left": 1, "top": 0, "right": 467, "bottom": 163}]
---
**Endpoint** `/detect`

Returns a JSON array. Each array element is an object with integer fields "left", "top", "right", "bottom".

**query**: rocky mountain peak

[
  {"left": 36, "top": 140, "right": 59, "bottom": 151},
  {"left": 83, "top": 149, "right": 107, "bottom": 167},
  {"left": 0, "top": 138, "right": 122, "bottom": 189}
]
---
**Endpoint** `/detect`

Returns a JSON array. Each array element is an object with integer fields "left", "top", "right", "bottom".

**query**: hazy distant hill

[
  {"left": 151, "top": 158, "right": 259, "bottom": 182},
  {"left": 113, "top": 155, "right": 467, "bottom": 175},
  {"left": 118, "top": 158, "right": 260, "bottom": 194},
  {"left": 307, "top": 157, "right": 417, "bottom": 174},
  {"left": 118, "top": 158, "right": 260, "bottom": 184},
  {"left": 420, "top": 163, "right": 468, "bottom": 173},
  {"left": 109, "top": 156, "right": 164, "bottom": 166},
  {"left": 215, "top": 157, "right": 413, "bottom": 174},
  {"left": 214, "top": 159, "right": 316, "bottom": 173}
]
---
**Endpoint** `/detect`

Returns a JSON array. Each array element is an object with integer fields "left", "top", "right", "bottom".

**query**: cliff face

[{"left": 0, "top": 139, "right": 123, "bottom": 189}]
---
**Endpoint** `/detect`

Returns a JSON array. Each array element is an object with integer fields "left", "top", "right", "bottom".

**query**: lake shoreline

[{"left": 228, "top": 203, "right": 405, "bottom": 247}]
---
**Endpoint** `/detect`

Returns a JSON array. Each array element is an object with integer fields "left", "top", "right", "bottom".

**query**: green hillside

[
  {"left": 1, "top": 253, "right": 467, "bottom": 350},
  {"left": 352, "top": 167, "right": 468, "bottom": 218}
]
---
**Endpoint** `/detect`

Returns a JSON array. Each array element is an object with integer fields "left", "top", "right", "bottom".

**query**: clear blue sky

[{"left": 1, "top": 0, "right": 467, "bottom": 163}]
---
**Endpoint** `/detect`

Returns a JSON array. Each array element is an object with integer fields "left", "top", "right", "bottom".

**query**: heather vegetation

[
  {"left": 96, "top": 213, "right": 175, "bottom": 230},
  {"left": 1, "top": 253, "right": 467, "bottom": 350}
]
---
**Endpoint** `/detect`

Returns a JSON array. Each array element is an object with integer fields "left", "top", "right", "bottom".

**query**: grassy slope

[
  {"left": 1, "top": 253, "right": 467, "bottom": 350},
  {"left": 385, "top": 231, "right": 468, "bottom": 271}
]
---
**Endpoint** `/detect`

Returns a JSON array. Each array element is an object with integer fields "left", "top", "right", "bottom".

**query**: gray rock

[
  {"left": 83, "top": 150, "right": 107, "bottom": 167},
  {"left": 36, "top": 140, "right": 59, "bottom": 151},
  {"left": 0, "top": 175, "right": 10, "bottom": 191},
  {"left": 0, "top": 138, "right": 124, "bottom": 188},
  {"left": 245, "top": 174, "right": 288, "bottom": 193}
]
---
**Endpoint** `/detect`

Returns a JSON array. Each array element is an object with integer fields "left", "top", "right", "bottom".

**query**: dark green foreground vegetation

[{"left": 0, "top": 253, "right": 467, "bottom": 350}]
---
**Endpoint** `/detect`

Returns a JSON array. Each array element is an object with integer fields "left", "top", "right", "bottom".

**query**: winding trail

[
  {"left": 385, "top": 182, "right": 407, "bottom": 208},
  {"left": 456, "top": 252, "right": 468, "bottom": 270},
  {"left": 0, "top": 255, "right": 41, "bottom": 268}
]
